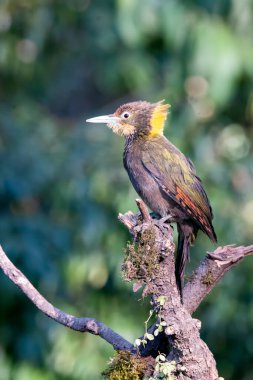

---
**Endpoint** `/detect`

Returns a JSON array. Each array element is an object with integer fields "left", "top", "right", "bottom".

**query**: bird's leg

[{"left": 150, "top": 212, "right": 174, "bottom": 224}]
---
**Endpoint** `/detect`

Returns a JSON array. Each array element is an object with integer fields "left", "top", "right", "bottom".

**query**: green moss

[
  {"left": 122, "top": 226, "right": 160, "bottom": 282},
  {"left": 202, "top": 270, "right": 214, "bottom": 286},
  {"left": 102, "top": 351, "right": 153, "bottom": 380}
]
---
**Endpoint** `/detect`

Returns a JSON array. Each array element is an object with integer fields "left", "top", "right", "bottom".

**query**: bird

[{"left": 86, "top": 100, "right": 217, "bottom": 298}]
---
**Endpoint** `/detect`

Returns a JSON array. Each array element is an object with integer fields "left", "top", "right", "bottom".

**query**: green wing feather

[{"left": 142, "top": 136, "right": 216, "bottom": 241}]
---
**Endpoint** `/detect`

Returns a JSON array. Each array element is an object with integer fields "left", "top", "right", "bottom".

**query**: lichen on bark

[
  {"left": 102, "top": 351, "right": 155, "bottom": 380},
  {"left": 122, "top": 225, "right": 160, "bottom": 283}
]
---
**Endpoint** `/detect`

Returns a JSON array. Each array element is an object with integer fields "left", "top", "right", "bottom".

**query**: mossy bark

[{"left": 117, "top": 201, "right": 219, "bottom": 380}]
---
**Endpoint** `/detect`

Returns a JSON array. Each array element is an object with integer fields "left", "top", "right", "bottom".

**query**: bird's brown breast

[{"left": 123, "top": 136, "right": 187, "bottom": 219}]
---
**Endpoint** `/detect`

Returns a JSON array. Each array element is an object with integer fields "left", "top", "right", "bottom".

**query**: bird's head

[{"left": 86, "top": 100, "right": 170, "bottom": 138}]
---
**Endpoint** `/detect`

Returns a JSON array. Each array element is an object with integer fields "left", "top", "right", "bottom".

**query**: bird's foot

[
  {"left": 160, "top": 215, "right": 174, "bottom": 224},
  {"left": 154, "top": 215, "right": 174, "bottom": 232}
]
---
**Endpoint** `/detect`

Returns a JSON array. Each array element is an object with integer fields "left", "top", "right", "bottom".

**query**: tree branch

[
  {"left": 183, "top": 244, "right": 253, "bottom": 314},
  {"left": 0, "top": 246, "right": 133, "bottom": 352}
]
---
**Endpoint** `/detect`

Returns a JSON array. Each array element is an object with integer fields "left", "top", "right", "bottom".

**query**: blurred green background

[{"left": 0, "top": 0, "right": 253, "bottom": 379}]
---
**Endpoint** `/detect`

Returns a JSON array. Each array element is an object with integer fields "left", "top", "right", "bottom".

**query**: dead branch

[
  {"left": 183, "top": 244, "right": 253, "bottom": 314},
  {"left": 0, "top": 246, "right": 133, "bottom": 352}
]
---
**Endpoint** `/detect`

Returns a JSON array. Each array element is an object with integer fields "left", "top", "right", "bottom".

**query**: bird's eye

[{"left": 122, "top": 112, "right": 130, "bottom": 119}]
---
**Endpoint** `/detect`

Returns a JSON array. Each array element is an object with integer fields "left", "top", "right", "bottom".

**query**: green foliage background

[{"left": 0, "top": 0, "right": 253, "bottom": 379}]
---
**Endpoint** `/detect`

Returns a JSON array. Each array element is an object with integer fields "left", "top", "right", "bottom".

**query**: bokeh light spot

[
  {"left": 241, "top": 201, "right": 253, "bottom": 227},
  {"left": 216, "top": 125, "right": 250, "bottom": 160},
  {"left": 0, "top": 9, "right": 11, "bottom": 32},
  {"left": 185, "top": 75, "right": 209, "bottom": 99},
  {"left": 16, "top": 39, "right": 37, "bottom": 63}
]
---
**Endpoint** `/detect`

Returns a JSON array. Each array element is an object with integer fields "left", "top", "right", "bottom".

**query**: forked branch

[
  {"left": 119, "top": 199, "right": 253, "bottom": 379},
  {"left": 119, "top": 200, "right": 253, "bottom": 316}
]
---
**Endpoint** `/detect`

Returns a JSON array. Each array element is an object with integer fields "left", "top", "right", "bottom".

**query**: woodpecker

[{"left": 87, "top": 100, "right": 217, "bottom": 297}]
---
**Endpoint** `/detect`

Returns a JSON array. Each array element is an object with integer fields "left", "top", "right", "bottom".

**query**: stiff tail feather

[{"left": 175, "top": 223, "right": 197, "bottom": 300}]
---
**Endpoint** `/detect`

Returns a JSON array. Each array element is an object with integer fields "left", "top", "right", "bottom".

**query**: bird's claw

[
  {"left": 154, "top": 215, "right": 174, "bottom": 232},
  {"left": 160, "top": 215, "right": 174, "bottom": 224}
]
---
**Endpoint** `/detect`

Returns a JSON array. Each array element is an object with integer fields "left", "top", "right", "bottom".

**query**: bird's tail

[{"left": 175, "top": 223, "right": 197, "bottom": 299}]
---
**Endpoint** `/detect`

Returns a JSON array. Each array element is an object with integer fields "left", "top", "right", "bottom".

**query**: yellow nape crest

[{"left": 149, "top": 100, "right": 171, "bottom": 137}]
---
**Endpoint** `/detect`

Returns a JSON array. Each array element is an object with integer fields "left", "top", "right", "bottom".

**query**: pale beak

[{"left": 86, "top": 115, "right": 120, "bottom": 124}]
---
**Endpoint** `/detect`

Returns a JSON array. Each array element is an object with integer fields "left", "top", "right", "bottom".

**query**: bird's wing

[{"left": 141, "top": 138, "right": 216, "bottom": 241}]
